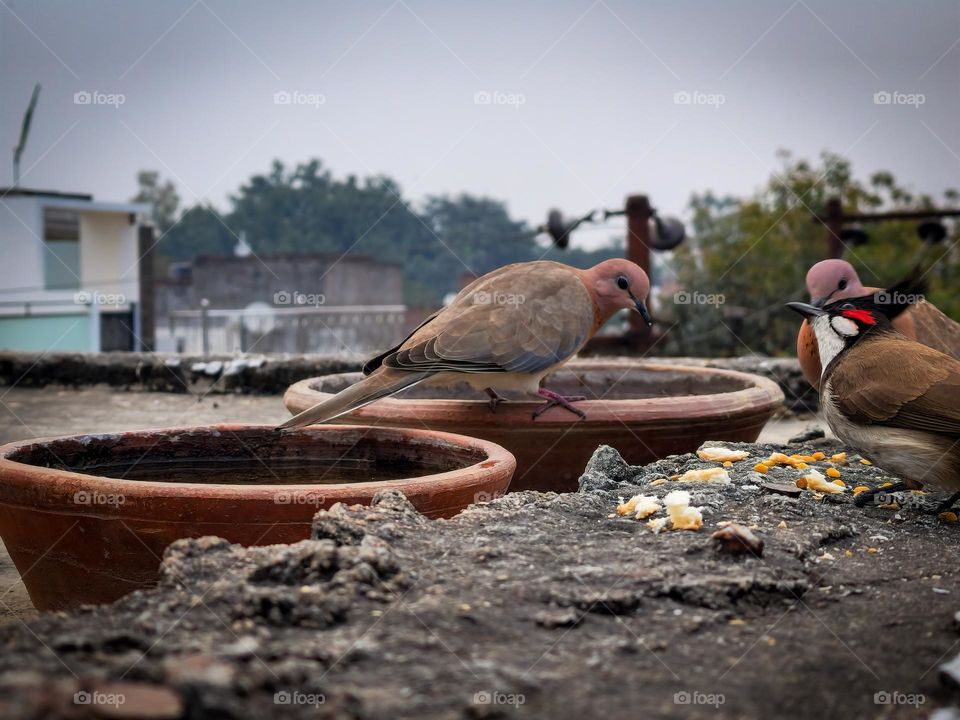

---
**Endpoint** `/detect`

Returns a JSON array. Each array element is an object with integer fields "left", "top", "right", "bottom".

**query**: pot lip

[
  {"left": 285, "top": 360, "right": 786, "bottom": 423},
  {"left": 0, "top": 423, "right": 517, "bottom": 504}
]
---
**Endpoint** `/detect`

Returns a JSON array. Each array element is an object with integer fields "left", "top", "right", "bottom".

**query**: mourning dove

[
  {"left": 797, "top": 259, "right": 960, "bottom": 389},
  {"left": 278, "top": 258, "right": 651, "bottom": 428}
]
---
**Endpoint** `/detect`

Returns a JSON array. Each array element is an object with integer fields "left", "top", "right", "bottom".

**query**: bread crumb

[
  {"left": 677, "top": 467, "right": 730, "bottom": 484},
  {"left": 697, "top": 446, "right": 749, "bottom": 463},
  {"left": 646, "top": 517, "right": 668, "bottom": 534},
  {"left": 800, "top": 469, "right": 844, "bottom": 494},
  {"left": 664, "top": 490, "right": 703, "bottom": 531}
]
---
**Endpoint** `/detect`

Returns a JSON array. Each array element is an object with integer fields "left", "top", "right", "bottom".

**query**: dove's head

[
  {"left": 806, "top": 259, "right": 866, "bottom": 307},
  {"left": 584, "top": 259, "right": 652, "bottom": 325}
]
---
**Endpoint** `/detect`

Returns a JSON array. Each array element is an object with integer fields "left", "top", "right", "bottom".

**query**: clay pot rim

[
  {"left": 284, "top": 361, "right": 785, "bottom": 424},
  {"left": 0, "top": 423, "right": 516, "bottom": 506}
]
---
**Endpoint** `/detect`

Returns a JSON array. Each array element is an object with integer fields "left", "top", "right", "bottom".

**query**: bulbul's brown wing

[
  {"left": 383, "top": 261, "right": 596, "bottom": 375},
  {"left": 830, "top": 336, "right": 960, "bottom": 437}
]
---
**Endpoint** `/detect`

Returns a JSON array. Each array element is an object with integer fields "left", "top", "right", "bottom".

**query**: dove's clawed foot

[
  {"left": 532, "top": 388, "right": 587, "bottom": 420},
  {"left": 484, "top": 387, "right": 508, "bottom": 413}
]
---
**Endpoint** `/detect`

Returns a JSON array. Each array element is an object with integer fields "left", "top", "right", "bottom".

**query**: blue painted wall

[{"left": 0, "top": 315, "right": 91, "bottom": 351}]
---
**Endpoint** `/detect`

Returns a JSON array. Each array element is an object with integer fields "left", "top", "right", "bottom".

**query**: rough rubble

[{"left": 1, "top": 439, "right": 959, "bottom": 719}]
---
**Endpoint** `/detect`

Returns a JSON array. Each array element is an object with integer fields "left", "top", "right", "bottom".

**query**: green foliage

[
  {"left": 132, "top": 170, "right": 180, "bottom": 232},
  {"left": 657, "top": 151, "right": 960, "bottom": 357},
  {"left": 158, "top": 204, "right": 237, "bottom": 262}
]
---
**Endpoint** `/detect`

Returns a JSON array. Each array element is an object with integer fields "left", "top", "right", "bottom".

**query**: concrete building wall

[
  {"left": 78, "top": 211, "right": 139, "bottom": 303},
  {"left": 0, "top": 197, "right": 46, "bottom": 300},
  {"left": 185, "top": 255, "right": 404, "bottom": 309}
]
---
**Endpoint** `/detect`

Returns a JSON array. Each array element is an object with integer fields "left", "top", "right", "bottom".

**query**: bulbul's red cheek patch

[{"left": 841, "top": 309, "right": 876, "bottom": 325}]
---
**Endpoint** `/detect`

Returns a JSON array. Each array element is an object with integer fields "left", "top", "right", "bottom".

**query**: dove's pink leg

[
  {"left": 484, "top": 387, "right": 508, "bottom": 413},
  {"left": 532, "top": 388, "right": 587, "bottom": 420}
]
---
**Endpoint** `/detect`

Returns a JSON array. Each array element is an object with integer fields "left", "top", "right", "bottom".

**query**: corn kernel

[
  {"left": 812, "top": 452, "right": 826, "bottom": 461},
  {"left": 939, "top": 512, "right": 958, "bottom": 523},
  {"left": 859, "top": 458, "right": 872, "bottom": 465},
  {"left": 867, "top": 547, "right": 879, "bottom": 554},
  {"left": 852, "top": 485, "right": 870, "bottom": 495},
  {"left": 723, "top": 461, "right": 733, "bottom": 468},
  {"left": 831, "top": 479, "right": 845, "bottom": 487},
  {"left": 825, "top": 467, "right": 841, "bottom": 478},
  {"left": 754, "top": 463, "right": 769, "bottom": 473},
  {"left": 795, "top": 477, "right": 808, "bottom": 489},
  {"left": 830, "top": 452, "right": 847, "bottom": 463},
  {"left": 881, "top": 482, "right": 893, "bottom": 488},
  {"left": 777, "top": 520, "right": 787, "bottom": 529},
  {"left": 796, "top": 462, "right": 808, "bottom": 469}
]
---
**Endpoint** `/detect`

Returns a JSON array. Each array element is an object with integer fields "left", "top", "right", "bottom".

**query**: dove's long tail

[{"left": 277, "top": 369, "right": 433, "bottom": 430}]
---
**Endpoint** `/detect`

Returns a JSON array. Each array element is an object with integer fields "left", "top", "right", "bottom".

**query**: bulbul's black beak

[
  {"left": 633, "top": 297, "right": 654, "bottom": 326},
  {"left": 786, "top": 301, "right": 826, "bottom": 319}
]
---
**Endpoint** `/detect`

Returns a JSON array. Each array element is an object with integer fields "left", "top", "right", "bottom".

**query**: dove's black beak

[
  {"left": 629, "top": 291, "right": 654, "bottom": 326},
  {"left": 786, "top": 301, "right": 826, "bottom": 319}
]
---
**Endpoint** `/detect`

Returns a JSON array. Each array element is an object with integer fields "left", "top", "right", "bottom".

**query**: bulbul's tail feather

[{"left": 276, "top": 370, "right": 432, "bottom": 431}]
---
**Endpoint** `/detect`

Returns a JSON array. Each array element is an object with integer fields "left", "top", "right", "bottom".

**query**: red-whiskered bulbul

[
  {"left": 788, "top": 291, "right": 960, "bottom": 508},
  {"left": 797, "top": 259, "right": 960, "bottom": 390}
]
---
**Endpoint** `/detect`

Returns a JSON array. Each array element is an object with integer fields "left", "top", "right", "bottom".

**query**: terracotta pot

[
  {"left": 0, "top": 424, "right": 514, "bottom": 610},
  {"left": 284, "top": 360, "right": 784, "bottom": 493}
]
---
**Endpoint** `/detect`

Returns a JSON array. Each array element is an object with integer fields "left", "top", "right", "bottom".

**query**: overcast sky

[{"left": 1, "top": 0, "right": 958, "bottom": 248}]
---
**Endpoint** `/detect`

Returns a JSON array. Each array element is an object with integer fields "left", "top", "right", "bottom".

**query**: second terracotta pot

[{"left": 284, "top": 360, "right": 785, "bottom": 492}]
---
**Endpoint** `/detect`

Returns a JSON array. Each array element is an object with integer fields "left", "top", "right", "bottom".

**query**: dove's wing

[{"left": 382, "top": 261, "right": 596, "bottom": 375}]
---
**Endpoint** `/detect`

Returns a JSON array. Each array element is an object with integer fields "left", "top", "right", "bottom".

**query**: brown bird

[
  {"left": 788, "top": 293, "right": 960, "bottom": 506},
  {"left": 278, "top": 259, "right": 652, "bottom": 429},
  {"left": 796, "top": 259, "right": 960, "bottom": 390}
]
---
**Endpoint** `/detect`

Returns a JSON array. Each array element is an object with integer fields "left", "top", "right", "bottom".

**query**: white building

[{"left": 0, "top": 188, "right": 151, "bottom": 352}]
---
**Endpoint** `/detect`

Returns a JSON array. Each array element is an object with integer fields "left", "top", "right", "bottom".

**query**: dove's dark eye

[
  {"left": 616, "top": 275, "right": 629, "bottom": 290},
  {"left": 838, "top": 278, "right": 848, "bottom": 290}
]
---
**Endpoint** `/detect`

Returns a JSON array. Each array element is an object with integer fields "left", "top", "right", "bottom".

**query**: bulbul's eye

[
  {"left": 838, "top": 278, "right": 848, "bottom": 290},
  {"left": 616, "top": 276, "right": 629, "bottom": 290}
]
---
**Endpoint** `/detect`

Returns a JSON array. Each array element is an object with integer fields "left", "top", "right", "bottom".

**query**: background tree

[
  {"left": 657, "top": 150, "right": 960, "bottom": 357},
  {"left": 131, "top": 170, "right": 179, "bottom": 232}
]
